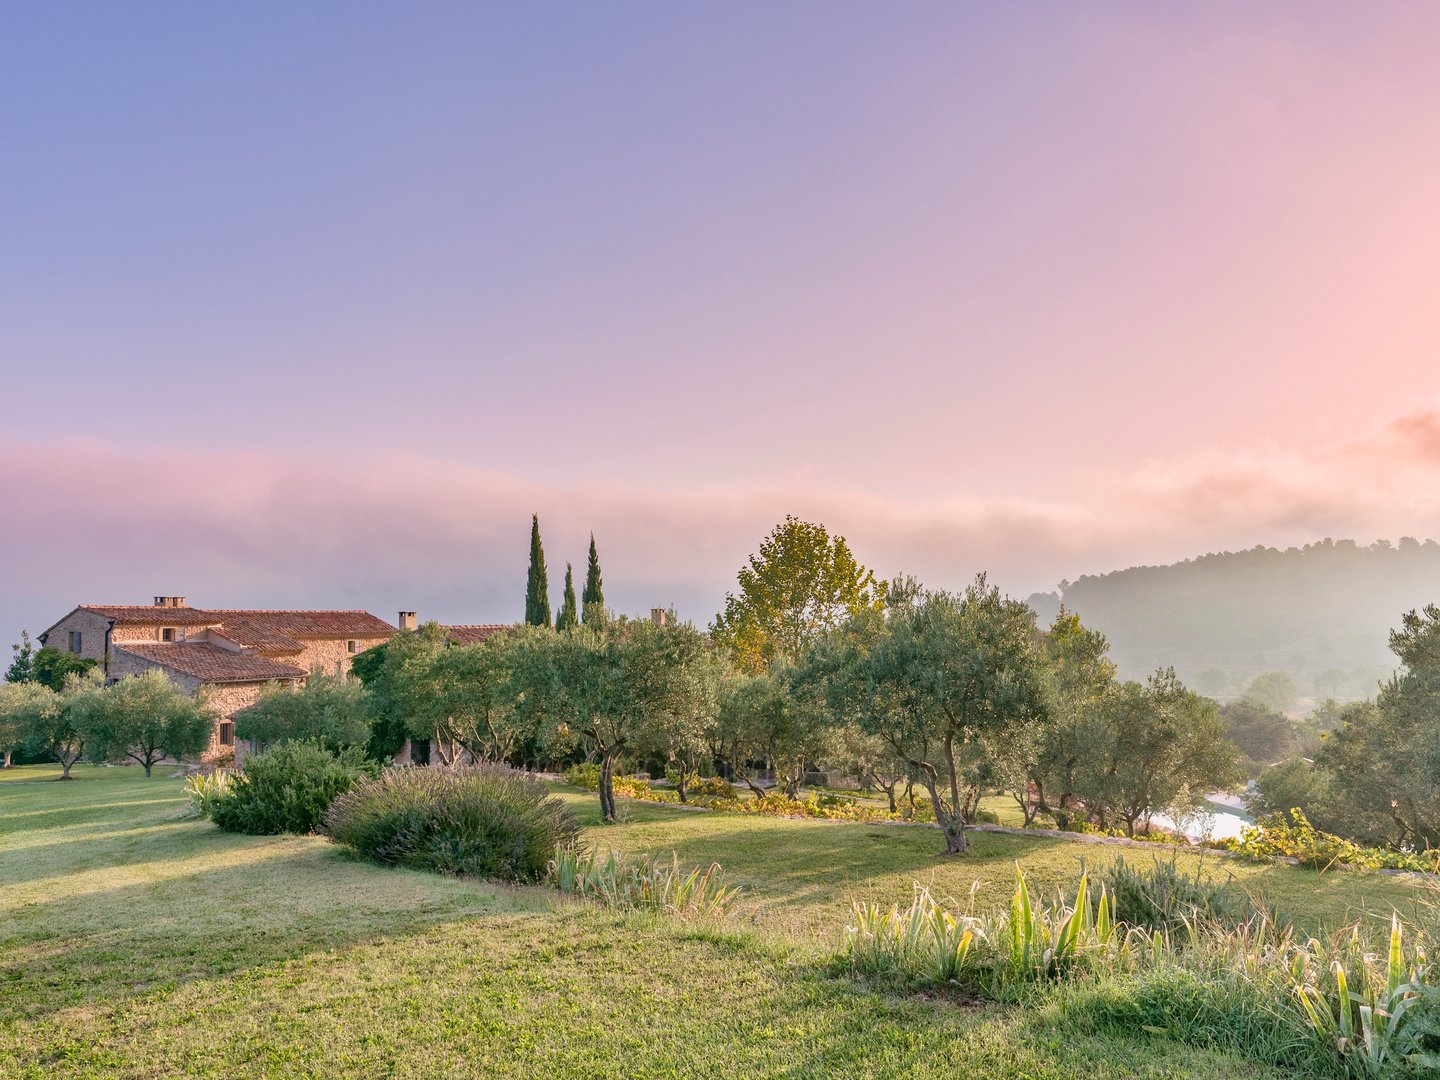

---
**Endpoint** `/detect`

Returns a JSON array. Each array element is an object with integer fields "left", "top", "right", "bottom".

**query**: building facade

[{"left": 39, "top": 597, "right": 396, "bottom": 756}]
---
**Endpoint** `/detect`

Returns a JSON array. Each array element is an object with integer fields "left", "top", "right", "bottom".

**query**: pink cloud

[{"left": 4, "top": 404, "right": 1440, "bottom": 638}]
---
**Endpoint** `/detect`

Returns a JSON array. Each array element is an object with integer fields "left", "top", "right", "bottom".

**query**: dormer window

[
  {"left": 346, "top": 640, "right": 358, "bottom": 654},
  {"left": 161, "top": 628, "right": 177, "bottom": 642}
]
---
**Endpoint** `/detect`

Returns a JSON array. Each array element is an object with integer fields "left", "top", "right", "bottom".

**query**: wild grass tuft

[{"left": 549, "top": 845, "right": 741, "bottom": 918}]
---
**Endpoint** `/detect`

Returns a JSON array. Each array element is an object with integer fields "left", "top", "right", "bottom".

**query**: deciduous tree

[
  {"left": 0, "top": 680, "right": 55, "bottom": 768},
  {"left": 711, "top": 516, "right": 883, "bottom": 674},
  {"left": 515, "top": 618, "right": 716, "bottom": 821}
]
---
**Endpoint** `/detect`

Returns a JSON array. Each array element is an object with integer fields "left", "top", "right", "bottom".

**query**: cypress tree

[
  {"left": 6, "top": 632, "right": 34, "bottom": 683},
  {"left": 525, "top": 515, "right": 551, "bottom": 627},
  {"left": 582, "top": 533, "right": 605, "bottom": 625},
  {"left": 557, "top": 564, "right": 579, "bottom": 630}
]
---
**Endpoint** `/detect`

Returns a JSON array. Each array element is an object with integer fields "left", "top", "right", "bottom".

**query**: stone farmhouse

[
  {"left": 38, "top": 599, "right": 518, "bottom": 761},
  {"left": 39, "top": 597, "right": 396, "bottom": 755}
]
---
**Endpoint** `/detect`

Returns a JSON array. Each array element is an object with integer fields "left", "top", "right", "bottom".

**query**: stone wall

[
  {"left": 290, "top": 636, "right": 390, "bottom": 679},
  {"left": 38, "top": 609, "right": 113, "bottom": 664}
]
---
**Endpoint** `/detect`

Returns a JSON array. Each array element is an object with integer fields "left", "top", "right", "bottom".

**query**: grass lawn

[{"left": 3, "top": 764, "right": 1433, "bottom": 1078}]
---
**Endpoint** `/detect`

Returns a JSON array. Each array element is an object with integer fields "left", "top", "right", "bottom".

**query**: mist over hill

[{"left": 1025, "top": 538, "right": 1440, "bottom": 701}]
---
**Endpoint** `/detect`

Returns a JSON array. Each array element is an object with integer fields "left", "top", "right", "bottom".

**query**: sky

[{"left": 4, "top": 2, "right": 1440, "bottom": 638}]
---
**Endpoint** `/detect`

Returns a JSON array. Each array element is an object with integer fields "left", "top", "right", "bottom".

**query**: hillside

[{"left": 1027, "top": 538, "right": 1440, "bottom": 699}]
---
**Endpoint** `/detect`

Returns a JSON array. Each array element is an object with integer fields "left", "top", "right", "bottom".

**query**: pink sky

[{"left": 4, "top": 5, "right": 1440, "bottom": 635}]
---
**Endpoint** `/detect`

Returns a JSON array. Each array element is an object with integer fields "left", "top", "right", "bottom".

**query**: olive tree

[
  {"left": 16, "top": 670, "right": 99, "bottom": 778},
  {"left": 234, "top": 673, "right": 373, "bottom": 752},
  {"left": 832, "top": 577, "right": 1051, "bottom": 855},
  {"left": 1073, "top": 669, "right": 1242, "bottom": 836},
  {"left": 1021, "top": 611, "right": 1117, "bottom": 828},
  {"left": 516, "top": 618, "right": 717, "bottom": 822},
  {"left": 0, "top": 680, "right": 57, "bottom": 769},
  {"left": 72, "top": 669, "right": 215, "bottom": 776}
]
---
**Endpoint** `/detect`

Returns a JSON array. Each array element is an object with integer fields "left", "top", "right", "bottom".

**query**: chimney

[
  {"left": 398, "top": 611, "right": 417, "bottom": 631},
  {"left": 650, "top": 608, "right": 668, "bottom": 627},
  {"left": 154, "top": 596, "right": 187, "bottom": 608}
]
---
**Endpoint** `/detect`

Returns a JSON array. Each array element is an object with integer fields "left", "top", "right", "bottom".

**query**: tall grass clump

[
  {"left": 847, "top": 883, "right": 984, "bottom": 983},
  {"left": 840, "top": 868, "right": 1440, "bottom": 1077},
  {"left": 1291, "top": 916, "right": 1439, "bottom": 1077},
  {"left": 1097, "top": 854, "right": 1260, "bottom": 931},
  {"left": 549, "top": 845, "right": 740, "bottom": 918},
  {"left": 206, "top": 741, "right": 374, "bottom": 835},
  {"left": 182, "top": 769, "right": 233, "bottom": 820},
  {"left": 846, "top": 869, "right": 1133, "bottom": 993},
  {"left": 325, "top": 764, "right": 579, "bottom": 882}
]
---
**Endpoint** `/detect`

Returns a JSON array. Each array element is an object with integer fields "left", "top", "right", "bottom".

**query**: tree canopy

[
  {"left": 234, "top": 673, "right": 373, "bottom": 753},
  {"left": 71, "top": 670, "right": 215, "bottom": 776},
  {"left": 711, "top": 516, "right": 884, "bottom": 674}
]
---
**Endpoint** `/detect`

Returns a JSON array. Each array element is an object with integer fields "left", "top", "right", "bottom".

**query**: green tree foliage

[
  {"left": 711, "top": 516, "right": 884, "bottom": 674},
  {"left": 415, "top": 629, "right": 530, "bottom": 762},
  {"left": 6, "top": 631, "right": 35, "bottom": 683},
  {"left": 1294, "top": 698, "right": 1346, "bottom": 758},
  {"left": 1219, "top": 700, "right": 1293, "bottom": 771},
  {"left": 362, "top": 621, "right": 451, "bottom": 759},
  {"left": 1242, "top": 671, "right": 1299, "bottom": 713},
  {"left": 716, "top": 667, "right": 833, "bottom": 799},
  {"left": 234, "top": 673, "right": 373, "bottom": 753},
  {"left": 32, "top": 646, "right": 98, "bottom": 692},
  {"left": 556, "top": 563, "right": 579, "bottom": 631},
  {"left": 1022, "top": 611, "right": 1118, "bottom": 828},
  {"left": 348, "top": 642, "right": 407, "bottom": 760},
  {"left": 581, "top": 533, "right": 605, "bottom": 626},
  {"left": 0, "top": 680, "right": 57, "bottom": 769},
  {"left": 69, "top": 669, "right": 215, "bottom": 776},
  {"left": 1249, "top": 754, "right": 1342, "bottom": 831},
  {"left": 1074, "top": 670, "right": 1243, "bottom": 836},
  {"left": 525, "top": 514, "right": 551, "bottom": 627},
  {"left": 16, "top": 670, "right": 99, "bottom": 778},
  {"left": 825, "top": 577, "right": 1049, "bottom": 854},
  {"left": 1300, "top": 605, "right": 1440, "bottom": 850},
  {"left": 513, "top": 617, "right": 718, "bottom": 822}
]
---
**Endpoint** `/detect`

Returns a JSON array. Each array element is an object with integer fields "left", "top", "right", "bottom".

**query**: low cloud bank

[{"left": 4, "top": 403, "right": 1440, "bottom": 637}]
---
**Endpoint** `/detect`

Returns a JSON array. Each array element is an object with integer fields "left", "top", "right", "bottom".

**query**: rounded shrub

[
  {"left": 324, "top": 764, "right": 581, "bottom": 882},
  {"left": 206, "top": 741, "right": 374, "bottom": 835}
]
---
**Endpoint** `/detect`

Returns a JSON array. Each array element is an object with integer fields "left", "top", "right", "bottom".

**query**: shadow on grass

[{"left": 1, "top": 841, "right": 551, "bottom": 1025}]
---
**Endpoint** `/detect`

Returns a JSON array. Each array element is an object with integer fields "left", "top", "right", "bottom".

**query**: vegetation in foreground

[{"left": 5, "top": 765, "right": 1440, "bottom": 1078}]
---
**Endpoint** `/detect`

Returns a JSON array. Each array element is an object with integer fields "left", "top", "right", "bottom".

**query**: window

[
  {"left": 346, "top": 640, "right": 358, "bottom": 654},
  {"left": 161, "top": 628, "right": 177, "bottom": 642},
  {"left": 67, "top": 630, "right": 82, "bottom": 654},
  {"left": 218, "top": 722, "right": 235, "bottom": 747}
]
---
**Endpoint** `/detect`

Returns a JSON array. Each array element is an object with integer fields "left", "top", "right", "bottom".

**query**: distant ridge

[{"left": 1026, "top": 538, "right": 1440, "bottom": 700}]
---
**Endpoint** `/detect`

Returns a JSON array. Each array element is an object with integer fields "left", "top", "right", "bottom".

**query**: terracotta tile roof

[
  {"left": 205, "top": 610, "right": 397, "bottom": 638},
  {"left": 443, "top": 624, "right": 515, "bottom": 646},
  {"left": 115, "top": 643, "right": 307, "bottom": 683},
  {"left": 208, "top": 621, "right": 305, "bottom": 654},
  {"left": 79, "top": 605, "right": 223, "bottom": 626},
  {"left": 74, "top": 606, "right": 396, "bottom": 639}
]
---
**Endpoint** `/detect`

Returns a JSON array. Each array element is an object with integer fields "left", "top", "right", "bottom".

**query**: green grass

[{"left": 3, "top": 765, "right": 1431, "bottom": 1078}]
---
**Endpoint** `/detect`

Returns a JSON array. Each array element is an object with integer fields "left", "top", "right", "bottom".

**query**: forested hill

[{"left": 1026, "top": 539, "right": 1440, "bottom": 700}]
